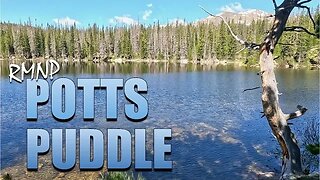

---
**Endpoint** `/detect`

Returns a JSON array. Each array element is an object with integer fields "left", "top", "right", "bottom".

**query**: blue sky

[{"left": 0, "top": 0, "right": 318, "bottom": 27}]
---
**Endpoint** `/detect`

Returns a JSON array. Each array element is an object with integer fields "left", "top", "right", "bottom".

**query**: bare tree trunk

[
  {"left": 259, "top": 1, "right": 304, "bottom": 176},
  {"left": 259, "top": 49, "right": 303, "bottom": 176}
]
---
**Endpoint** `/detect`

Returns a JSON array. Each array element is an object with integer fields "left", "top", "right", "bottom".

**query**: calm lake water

[{"left": 0, "top": 61, "right": 319, "bottom": 179}]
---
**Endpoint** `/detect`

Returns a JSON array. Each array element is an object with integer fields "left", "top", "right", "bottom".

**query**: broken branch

[
  {"left": 284, "top": 26, "right": 317, "bottom": 37},
  {"left": 278, "top": 42, "right": 295, "bottom": 46},
  {"left": 272, "top": 0, "right": 278, "bottom": 9},
  {"left": 199, "top": 5, "right": 261, "bottom": 50},
  {"left": 243, "top": 86, "right": 261, "bottom": 92},
  {"left": 274, "top": 56, "right": 280, "bottom": 60},
  {"left": 236, "top": 46, "right": 246, "bottom": 54},
  {"left": 298, "top": 0, "right": 312, "bottom": 6},
  {"left": 285, "top": 105, "right": 308, "bottom": 121}
]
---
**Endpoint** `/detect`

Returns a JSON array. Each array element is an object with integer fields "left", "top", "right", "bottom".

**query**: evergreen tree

[
  {"left": 196, "top": 24, "right": 205, "bottom": 60},
  {"left": 139, "top": 25, "right": 148, "bottom": 59},
  {"left": 18, "top": 28, "right": 31, "bottom": 59},
  {"left": 68, "top": 25, "right": 75, "bottom": 58},
  {"left": 0, "top": 9, "right": 318, "bottom": 64}
]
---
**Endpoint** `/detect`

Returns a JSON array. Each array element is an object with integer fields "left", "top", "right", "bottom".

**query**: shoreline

[
  {"left": 0, "top": 155, "right": 102, "bottom": 180},
  {"left": 0, "top": 57, "right": 319, "bottom": 70}
]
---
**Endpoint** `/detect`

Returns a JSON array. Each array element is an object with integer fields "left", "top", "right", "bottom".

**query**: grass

[{"left": 99, "top": 171, "right": 144, "bottom": 180}]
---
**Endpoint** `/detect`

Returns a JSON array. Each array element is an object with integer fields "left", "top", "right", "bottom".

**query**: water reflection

[{"left": 0, "top": 60, "right": 256, "bottom": 78}]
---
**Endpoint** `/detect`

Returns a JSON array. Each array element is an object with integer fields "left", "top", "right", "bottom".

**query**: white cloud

[
  {"left": 143, "top": 10, "right": 152, "bottom": 20},
  {"left": 220, "top": 2, "right": 246, "bottom": 13},
  {"left": 53, "top": 17, "right": 80, "bottom": 26},
  {"left": 147, "top": 3, "right": 153, "bottom": 8},
  {"left": 109, "top": 15, "right": 138, "bottom": 25}
]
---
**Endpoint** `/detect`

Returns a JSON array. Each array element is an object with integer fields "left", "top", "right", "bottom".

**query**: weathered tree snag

[
  {"left": 259, "top": 49, "right": 304, "bottom": 177},
  {"left": 201, "top": 0, "right": 317, "bottom": 178},
  {"left": 259, "top": 0, "right": 307, "bottom": 176}
]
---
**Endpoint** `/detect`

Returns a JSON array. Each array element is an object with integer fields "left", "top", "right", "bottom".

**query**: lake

[{"left": 0, "top": 61, "right": 319, "bottom": 179}]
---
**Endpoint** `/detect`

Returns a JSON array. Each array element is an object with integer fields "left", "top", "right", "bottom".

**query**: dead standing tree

[{"left": 201, "top": 0, "right": 318, "bottom": 178}]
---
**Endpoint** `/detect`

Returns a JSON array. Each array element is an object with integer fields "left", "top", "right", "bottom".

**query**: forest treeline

[{"left": 0, "top": 10, "right": 319, "bottom": 65}]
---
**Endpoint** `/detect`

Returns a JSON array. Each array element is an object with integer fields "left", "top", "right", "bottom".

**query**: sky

[{"left": 0, "top": 0, "right": 318, "bottom": 27}]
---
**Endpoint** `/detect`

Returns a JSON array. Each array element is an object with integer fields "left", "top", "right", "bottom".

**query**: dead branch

[
  {"left": 274, "top": 56, "right": 280, "bottom": 60},
  {"left": 243, "top": 86, "right": 261, "bottom": 92},
  {"left": 298, "top": 0, "right": 312, "bottom": 5},
  {"left": 236, "top": 46, "right": 246, "bottom": 54},
  {"left": 265, "top": 14, "right": 275, "bottom": 18},
  {"left": 285, "top": 105, "right": 308, "bottom": 121},
  {"left": 278, "top": 42, "right": 295, "bottom": 46},
  {"left": 284, "top": 26, "right": 317, "bottom": 36},
  {"left": 272, "top": 0, "right": 278, "bottom": 9},
  {"left": 199, "top": 5, "right": 261, "bottom": 50},
  {"left": 277, "top": 0, "right": 312, "bottom": 10},
  {"left": 296, "top": 5, "right": 316, "bottom": 30}
]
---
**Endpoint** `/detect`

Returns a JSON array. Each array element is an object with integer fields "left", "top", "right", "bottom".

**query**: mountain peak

[
  {"left": 238, "top": 9, "right": 270, "bottom": 16},
  {"left": 198, "top": 9, "right": 271, "bottom": 25}
]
